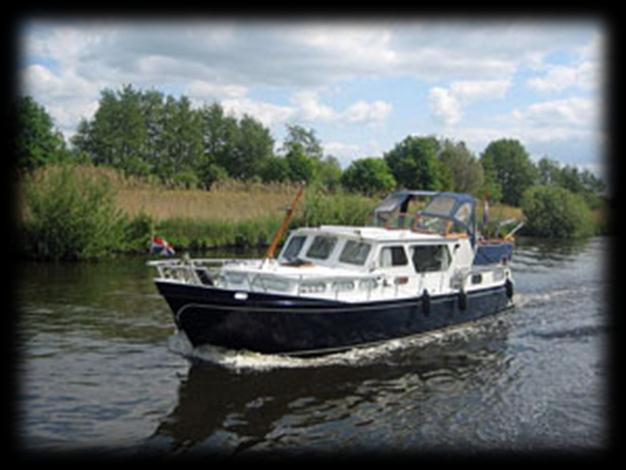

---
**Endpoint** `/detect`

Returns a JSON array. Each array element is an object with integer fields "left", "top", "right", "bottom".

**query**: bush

[
  {"left": 122, "top": 211, "right": 155, "bottom": 252},
  {"left": 21, "top": 164, "right": 127, "bottom": 260},
  {"left": 340, "top": 157, "right": 396, "bottom": 196},
  {"left": 168, "top": 169, "right": 200, "bottom": 189},
  {"left": 521, "top": 185, "right": 593, "bottom": 239}
]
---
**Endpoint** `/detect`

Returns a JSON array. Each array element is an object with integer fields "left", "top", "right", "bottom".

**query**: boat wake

[
  {"left": 513, "top": 284, "right": 600, "bottom": 309},
  {"left": 167, "top": 315, "right": 508, "bottom": 372}
]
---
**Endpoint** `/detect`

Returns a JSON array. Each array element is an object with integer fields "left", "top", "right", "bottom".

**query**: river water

[{"left": 15, "top": 238, "right": 611, "bottom": 457}]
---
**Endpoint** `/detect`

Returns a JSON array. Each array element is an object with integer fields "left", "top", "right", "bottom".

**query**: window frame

[
  {"left": 409, "top": 244, "right": 452, "bottom": 273},
  {"left": 378, "top": 245, "right": 409, "bottom": 269}
]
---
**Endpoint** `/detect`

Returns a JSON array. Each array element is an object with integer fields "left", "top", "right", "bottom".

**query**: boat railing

[
  {"left": 147, "top": 257, "right": 263, "bottom": 285},
  {"left": 148, "top": 257, "right": 396, "bottom": 299}
]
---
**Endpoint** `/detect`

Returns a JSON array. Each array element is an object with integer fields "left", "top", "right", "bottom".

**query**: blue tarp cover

[{"left": 473, "top": 242, "right": 513, "bottom": 265}]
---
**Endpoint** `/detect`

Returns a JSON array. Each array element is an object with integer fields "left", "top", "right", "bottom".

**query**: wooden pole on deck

[{"left": 265, "top": 184, "right": 306, "bottom": 260}]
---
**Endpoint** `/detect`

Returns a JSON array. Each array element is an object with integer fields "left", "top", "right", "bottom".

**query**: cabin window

[
  {"left": 339, "top": 240, "right": 372, "bottom": 265},
  {"left": 455, "top": 202, "right": 473, "bottom": 225},
  {"left": 306, "top": 236, "right": 338, "bottom": 260},
  {"left": 379, "top": 246, "right": 408, "bottom": 267},
  {"left": 423, "top": 196, "right": 456, "bottom": 217},
  {"left": 282, "top": 235, "right": 306, "bottom": 261},
  {"left": 410, "top": 245, "right": 451, "bottom": 273}
]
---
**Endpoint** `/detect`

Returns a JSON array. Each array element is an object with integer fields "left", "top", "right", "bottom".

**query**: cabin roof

[{"left": 293, "top": 225, "right": 451, "bottom": 243}]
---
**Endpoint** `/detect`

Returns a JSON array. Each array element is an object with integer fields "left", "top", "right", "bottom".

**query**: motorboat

[{"left": 149, "top": 190, "right": 518, "bottom": 356}]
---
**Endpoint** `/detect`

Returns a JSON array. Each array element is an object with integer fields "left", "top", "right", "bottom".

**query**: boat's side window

[
  {"left": 379, "top": 246, "right": 408, "bottom": 268},
  {"left": 410, "top": 245, "right": 451, "bottom": 273},
  {"left": 281, "top": 235, "right": 306, "bottom": 261},
  {"left": 306, "top": 236, "right": 338, "bottom": 260},
  {"left": 339, "top": 240, "right": 372, "bottom": 265}
]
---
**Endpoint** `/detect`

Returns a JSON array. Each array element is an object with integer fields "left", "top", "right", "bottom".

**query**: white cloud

[
  {"left": 221, "top": 97, "right": 296, "bottom": 129},
  {"left": 22, "top": 21, "right": 594, "bottom": 101},
  {"left": 526, "top": 33, "right": 603, "bottom": 93},
  {"left": 290, "top": 90, "right": 338, "bottom": 122},
  {"left": 186, "top": 80, "right": 248, "bottom": 102},
  {"left": 21, "top": 63, "right": 101, "bottom": 135},
  {"left": 289, "top": 91, "right": 393, "bottom": 127},
  {"left": 512, "top": 97, "right": 598, "bottom": 128},
  {"left": 449, "top": 79, "right": 511, "bottom": 102},
  {"left": 526, "top": 62, "right": 599, "bottom": 93},
  {"left": 440, "top": 96, "right": 603, "bottom": 154},
  {"left": 342, "top": 100, "right": 392, "bottom": 125},
  {"left": 428, "top": 79, "right": 510, "bottom": 126},
  {"left": 428, "top": 87, "right": 462, "bottom": 126},
  {"left": 324, "top": 141, "right": 361, "bottom": 159}
]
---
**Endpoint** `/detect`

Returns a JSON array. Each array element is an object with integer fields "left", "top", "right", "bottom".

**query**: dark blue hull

[{"left": 156, "top": 281, "right": 514, "bottom": 356}]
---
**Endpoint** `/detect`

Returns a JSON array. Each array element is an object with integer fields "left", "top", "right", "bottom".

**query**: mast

[{"left": 265, "top": 184, "right": 306, "bottom": 260}]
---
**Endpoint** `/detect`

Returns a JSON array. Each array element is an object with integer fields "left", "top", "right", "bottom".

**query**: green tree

[
  {"left": 282, "top": 124, "right": 323, "bottom": 160},
  {"left": 138, "top": 89, "right": 167, "bottom": 174},
  {"left": 384, "top": 135, "right": 447, "bottom": 190},
  {"left": 285, "top": 143, "right": 317, "bottom": 183},
  {"left": 14, "top": 96, "right": 68, "bottom": 173},
  {"left": 341, "top": 157, "right": 396, "bottom": 196},
  {"left": 521, "top": 185, "right": 592, "bottom": 239},
  {"left": 198, "top": 102, "right": 237, "bottom": 180},
  {"left": 74, "top": 85, "right": 149, "bottom": 175},
  {"left": 315, "top": 155, "right": 343, "bottom": 191},
  {"left": 230, "top": 114, "right": 275, "bottom": 180},
  {"left": 479, "top": 167, "right": 503, "bottom": 203},
  {"left": 534, "top": 158, "right": 606, "bottom": 210},
  {"left": 480, "top": 139, "right": 537, "bottom": 206},
  {"left": 157, "top": 95, "right": 203, "bottom": 183},
  {"left": 259, "top": 155, "right": 290, "bottom": 183},
  {"left": 536, "top": 157, "right": 563, "bottom": 186},
  {"left": 437, "top": 139, "right": 484, "bottom": 194}
]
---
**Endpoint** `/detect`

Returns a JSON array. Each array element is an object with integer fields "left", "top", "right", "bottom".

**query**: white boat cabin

[{"left": 213, "top": 225, "right": 509, "bottom": 302}]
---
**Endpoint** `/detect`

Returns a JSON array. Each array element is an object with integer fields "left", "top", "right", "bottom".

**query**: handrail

[{"left": 148, "top": 257, "right": 383, "bottom": 289}]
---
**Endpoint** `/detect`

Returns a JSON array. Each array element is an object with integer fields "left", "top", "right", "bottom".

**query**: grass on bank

[{"left": 18, "top": 163, "right": 609, "bottom": 261}]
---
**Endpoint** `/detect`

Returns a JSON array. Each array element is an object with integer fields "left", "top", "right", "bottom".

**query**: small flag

[{"left": 150, "top": 235, "right": 175, "bottom": 257}]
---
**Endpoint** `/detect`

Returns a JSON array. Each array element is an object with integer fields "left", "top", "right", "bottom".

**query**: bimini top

[{"left": 372, "top": 190, "right": 477, "bottom": 239}]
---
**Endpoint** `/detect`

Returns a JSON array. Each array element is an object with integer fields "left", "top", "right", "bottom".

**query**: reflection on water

[
  {"left": 16, "top": 238, "right": 610, "bottom": 455},
  {"left": 149, "top": 320, "right": 512, "bottom": 455}
]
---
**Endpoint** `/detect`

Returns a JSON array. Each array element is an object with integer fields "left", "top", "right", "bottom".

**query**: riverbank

[
  {"left": 17, "top": 164, "right": 610, "bottom": 261},
  {"left": 17, "top": 164, "right": 377, "bottom": 259}
]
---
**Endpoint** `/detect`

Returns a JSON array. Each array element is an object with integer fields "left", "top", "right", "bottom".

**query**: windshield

[
  {"left": 306, "top": 236, "right": 338, "bottom": 260},
  {"left": 455, "top": 202, "right": 472, "bottom": 225},
  {"left": 423, "top": 195, "right": 456, "bottom": 217},
  {"left": 281, "top": 235, "right": 306, "bottom": 261},
  {"left": 339, "top": 240, "right": 372, "bottom": 265}
]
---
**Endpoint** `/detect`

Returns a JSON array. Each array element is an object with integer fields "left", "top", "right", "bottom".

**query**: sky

[{"left": 19, "top": 17, "right": 607, "bottom": 177}]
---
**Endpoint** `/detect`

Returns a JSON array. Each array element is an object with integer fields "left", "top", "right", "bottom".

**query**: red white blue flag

[{"left": 150, "top": 235, "right": 175, "bottom": 257}]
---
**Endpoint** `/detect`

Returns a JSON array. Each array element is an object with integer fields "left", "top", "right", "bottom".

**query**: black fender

[
  {"left": 422, "top": 289, "right": 430, "bottom": 316},
  {"left": 505, "top": 278, "right": 514, "bottom": 299},
  {"left": 458, "top": 289, "right": 468, "bottom": 311}
]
